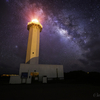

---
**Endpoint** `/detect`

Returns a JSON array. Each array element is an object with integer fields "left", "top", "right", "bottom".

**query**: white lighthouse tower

[
  {"left": 9, "top": 19, "right": 64, "bottom": 84},
  {"left": 25, "top": 19, "right": 42, "bottom": 64}
]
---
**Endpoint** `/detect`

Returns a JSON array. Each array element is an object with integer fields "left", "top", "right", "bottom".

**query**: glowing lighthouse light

[{"left": 32, "top": 19, "right": 39, "bottom": 23}]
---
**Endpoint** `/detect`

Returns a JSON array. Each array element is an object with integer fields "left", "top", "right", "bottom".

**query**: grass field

[
  {"left": 1, "top": 71, "right": 100, "bottom": 100},
  {"left": 0, "top": 83, "right": 100, "bottom": 100}
]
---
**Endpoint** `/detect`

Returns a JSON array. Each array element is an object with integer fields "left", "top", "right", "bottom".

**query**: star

[{"left": 15, "top": 45, "right": 18, "bottom": 48}]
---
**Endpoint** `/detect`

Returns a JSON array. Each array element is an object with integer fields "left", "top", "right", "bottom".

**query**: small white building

[
  {"left": 9, "top": 64, "right": 64, "bottom": 84},
  {"left": 9, "top": 19, "right": 64, "bottom": 84}
]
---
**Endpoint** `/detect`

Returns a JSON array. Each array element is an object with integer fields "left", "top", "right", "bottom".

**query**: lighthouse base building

[
  {"left": 9, "top": 19, "right": 64, "bottom": 84},
  {"left": 9, "top": 64, "right": 64, "bottom": 84}
]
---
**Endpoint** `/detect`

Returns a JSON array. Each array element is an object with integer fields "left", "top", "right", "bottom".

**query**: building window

[
  {"left": 21, "top": 72, "right": 28, "bottom": 78},
  {"left": 34, "top": 70, "right": 36, "bottom": 72}
]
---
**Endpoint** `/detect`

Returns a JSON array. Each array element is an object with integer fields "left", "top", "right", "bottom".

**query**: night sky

[{"left": 0, "top": 0, "right": 100, "bottom": 74}]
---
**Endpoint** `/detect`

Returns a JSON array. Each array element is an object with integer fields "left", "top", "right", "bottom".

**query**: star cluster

[{"left": 0, "top": 0, "right": 100, "bottom": 74}]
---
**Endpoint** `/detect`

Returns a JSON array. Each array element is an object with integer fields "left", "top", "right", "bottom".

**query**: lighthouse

[
  {"left": 9, "top": 19, "right": 64, "bottom": 84},
  {"left": 25, "top": 19, "right": 42, "bottom": 64}
]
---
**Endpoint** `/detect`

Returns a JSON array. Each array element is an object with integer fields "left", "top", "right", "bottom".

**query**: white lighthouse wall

[
  {"left": 19, "top": 64, "right": 64, "bottom": 81},
  {"left": 9, "top": 76, "right": 21, "bottom": 84}
]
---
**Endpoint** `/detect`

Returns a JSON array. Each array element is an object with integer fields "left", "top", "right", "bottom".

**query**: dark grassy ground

[
  {"left": 0, "top": 83, "right": 100, "bottom": 100},
  {"left": 1, "top": 71, "right": 100, "bottom": 100}
]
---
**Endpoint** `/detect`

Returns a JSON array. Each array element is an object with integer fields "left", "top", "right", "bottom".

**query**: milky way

[{"left": 0, "top": 0, "right": 100, "bottom": 74}]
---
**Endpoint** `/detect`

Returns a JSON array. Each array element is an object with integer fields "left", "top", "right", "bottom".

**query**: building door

[{"left": 30, "top": 71, "right": 39, "bottom": 83}]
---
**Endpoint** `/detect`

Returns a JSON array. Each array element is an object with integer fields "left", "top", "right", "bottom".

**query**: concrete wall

[
  {"left": 9, "top": 76, "right": 32, "bottom": 84},
  {"left": 26, "top": 78, "right": 31, "bottom": 84},
  {"left": 19, "top": 64, "right": 64, "bottom": 81},
  {"left": 9, "top": 76, "right": 21, "bottom": 84}
]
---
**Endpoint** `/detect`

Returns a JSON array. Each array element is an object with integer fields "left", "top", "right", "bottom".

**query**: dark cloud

[{"left": 79, "top": 59, "right": 89, "bottom": 65}]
